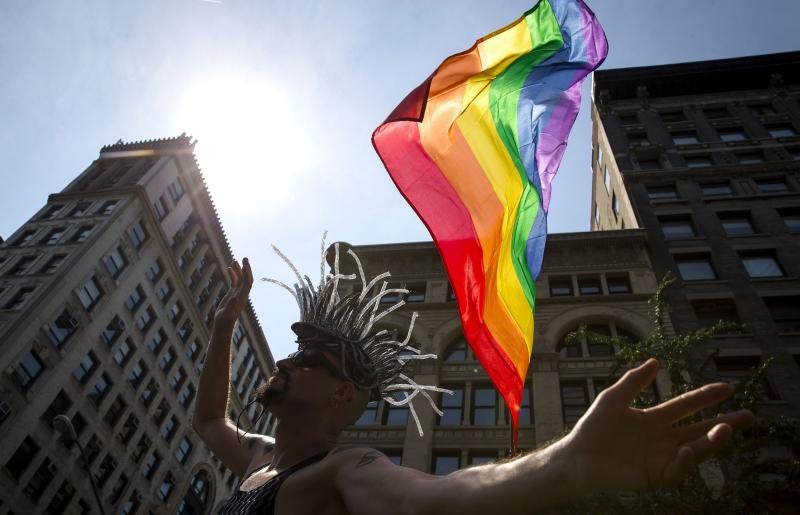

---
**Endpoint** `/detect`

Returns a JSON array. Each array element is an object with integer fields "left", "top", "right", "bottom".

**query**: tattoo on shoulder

[{"left": 355, "top": 451, "right": 383, "bottom": 469}]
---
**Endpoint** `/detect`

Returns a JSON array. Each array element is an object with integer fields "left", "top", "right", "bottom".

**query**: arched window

[
  {"left": 557, "top": 321, "right": 633, "bottom": 359},
  {"left": 177, "top": 470, "right": 210, "bottom": 515},
  {"left": 443, "top": 339, "right": 469, "bottom": 362}
]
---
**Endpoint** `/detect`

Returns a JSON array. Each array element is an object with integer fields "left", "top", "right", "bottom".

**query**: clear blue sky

[{"left": 2, "top": 0, "right": 797, "bottom": 360}]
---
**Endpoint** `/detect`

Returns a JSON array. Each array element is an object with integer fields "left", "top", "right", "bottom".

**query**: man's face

[{"left": 258, "top": 343, "right": 348, "bottom": 414}]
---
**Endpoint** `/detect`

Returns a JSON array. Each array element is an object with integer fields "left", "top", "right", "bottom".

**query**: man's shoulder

[{"left": 324, "top": 445, "right": 387, "bottom": 469}]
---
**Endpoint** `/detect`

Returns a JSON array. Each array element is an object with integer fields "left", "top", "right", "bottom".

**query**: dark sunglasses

[{"left": 288, "top": 348, "right": 346, "bottom": 380}]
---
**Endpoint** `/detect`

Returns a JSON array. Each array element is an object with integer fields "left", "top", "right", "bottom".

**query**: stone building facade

[
  {"left": 590, "top": 51, "right": 800, "bottom": 419},
  {"left": 337, "top": 230, "right": 665, "bottom": 473},
  {"left": 0, "top": 135, "right": 276, "bottom": 514}
]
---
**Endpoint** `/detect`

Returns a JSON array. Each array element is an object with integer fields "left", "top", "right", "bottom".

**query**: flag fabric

[{"left": 372, "top": 0, "right": 607, "bottom": 448}]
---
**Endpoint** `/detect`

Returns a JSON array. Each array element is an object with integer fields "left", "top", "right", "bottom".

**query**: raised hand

[
  {"left": 564, "top": 359, "right": 754, "bottom": 492},
  {"left": 214, "top": 257, "right": 254, "bottom": 331}
]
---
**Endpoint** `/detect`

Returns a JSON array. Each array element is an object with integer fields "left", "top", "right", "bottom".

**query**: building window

[
  {"left": 8, "top": 255, "right": 37, "bottom": 275},
  {"left": 763, "top": 296, "right": 800, "bottom": 333},
  {"left": 4, "top": 286, "right": 36, "bottom": 310},
  {"left": 104, "top": 395, "right": 127, "bottom": 428},
  {"left": 101, "top": 315, "right": 125, "bottom": 345},
  {"left": 23, "top": 457, "right": 56, "bottom": 500},
  {"left": 179, "top": 383, "right": 196, "bottom": 409},
  {"left": 47, "top": 309, "right": 78, "bottom": 347},
  {"left": 737, "top": 152, "right": 764, "bottom": 164},
  {"left": 159, "top": 347, "right": 176, "bottom": 372},
  {"left": 168, "top": 177, "right": 186, "bottom": 202},
  {"left": 660, "top": 216, "right": 695, "bottom": 239},
  {"left": 128, "top": 221, "right": 148, "bottom": 249},
  {"left": 113, "top": 338, "right": 134, "bottom": 366},
  {"left": 40, "top": 254, "right": 66, "bottom": 274},
  {"left": 137, "top": 305, "right": 157, "bottom": 332},
  {"left": 444, "top": 339, "right": 468, "bottom": 361},
  {"left": 703, "top": 106, "right": 729, "bottom": 119},
  {"left": 638, "top": 157, "right": 661, "bottom": 170},
  {"left": 672, "top": 131, "right": 699, "bottom": 145},
  {"left": 549, "top": 277, "right": 573, "bottom": 297},
  {"left": 169, "top": 367, "right": 187, "bottom": 391},
  {"left": 162, "top": 416, "right": 179, "bottom": 442},
  {"left": 13, "top": 229, "right": 38, "bottom": 246},
  {"left": 741, "top": 252, "right": 783, "bottom": 278},
  {"left": 42, "top": 390, "right": 72, "bottom": 430},
  {"left": 146, "top": 258, "right": 164, "bottom": 282},
  {"left": 611, "top": 192, "right": 620, "bottom": 219},
  {"left": 159, "top": 472, "right": 177, "bottom": 501},
  {"left": 692, "top": 299, "right": 740, "bottom": 331},
  {"left": 701, "top": 182, "right": 732, "bottom": 197},
  {"left": 468, "top": 451, "right": 498, "bottom": 466},
  {"left": 153, "top": 195, "right": 169, "bottom": 221},
  {"left": 603, "top": 165, "right": 611, "bottom": 192},
  {"left": 175, "top": 437, "right": 193, "bottom": 464},
  {"left": 77, "top": 276, "right": 103, "bottom": 311},
  {"left": 125, "top": 284, "right": 145, "bottom": 312},
  {"left": 719, "top": 212, "right": 755, "bottom": 236},
  {"left": 71, "top": 225, "right": 94, "bottom": 243},
  {"left": 755, "top": 178, "right": 788, "bottom": 193},
  {"left": 13, "top": 350, "right": 45, "bottom": 391},
  {"left": 432, "top": 453, "right": 460, "bottom": 475},
  {"left": 147, "top": 327, "right": 167, "bottom": 353},
  {"left": 518, "top": 385, "right": 532, "bottom": 425},
  {"left": 577, "top": 277, "right": 602, "bottom": 296},
  {"left": 132, "top": 434, "right": 152, "bottom": 464},
  {"left": 69, "top": 201, "right": 92, "bottom": 217},
  {"left": 105, "top": 246, "right": 127, "bottom": 278},
  {"left": 72, "top": 351, "right": 98, "bottom": 384},
  {"left": 142, "top": 451, "right": 161, "bottom": 480},
  {"left": 5, "top": 437, "right": 40, "bottom": 480},
  {"left": 606, "top": 275, "right": 631, "bottom": 294},
  {"left": 44, "top": 227, "right": 66, "bottom": 245},
  {"left": 593, "top": 203, "right": 600, "bottom": 226},
  {"left": 561, "top": 381, "right": 589, "bottom": 425},
  {"left": 41, "top": 204, "right": 64, "bottom": 219},
  {"left": 186, "top": 339, "right": 200, "bottom": 361},
  {"left": 168, "top": 301, "right": 184, "bottom": 323},
  {"left": 152, "top": 398, "right": 170, "bottom": 426},
  {"left": 778, "top": 208, "right": 800, "bottom": 233},
  {"left": 84, "top": 434, "right": 103, "bottom": 465},
  {"left": 353, "top": 400, "right": 378, "bottom": 426},
  {"left": 383, "top": 391, "right": 409, "bottom": 427},
  {"left": 438, "top": 386, "right": 464, "bottom": 426},
  {"left": 128, "top": 360, "right": 148, "bottom": 389},
  {"left": 714, "top": 356, "right": 776, "bottom": 400},
  {"left": 108, "top": 473, "right": 129, "bottom": 507},
  {"left": 120, "top": 414, "right": 139, "bottom": 445},
  {"left": 472, "top": 386, "right": 497, "bottom": 426},
  {"left": 647, "top": 185, "right": 678, "bottom": 201},
  {"left": 750, "top": 103, "right": 776, "bottom": 116},
  {"left": 157, "top": 279, "right": 175, "bottom": 303},
  {"left": 46, "top": 480, "right": 75, "bottom": 514},
  {"left": 659, "top": 109, "right": 685, "bottom": 123},
  {"left": 88, "top": 373, "right": 112, "bottom": 406},
  {"left": 675, "top": 255, "right": 716, "bottom": 281},
  {"left": 767, "top": 124, "right": 797, "bottom": 138},
  {"left": 685, "top": 155, "right": 712, "bottom": 168},
  {"left": 99, "top": 200, "right": 119, "bottom": 215},
  {"left": 140, "top": 379, "right": 159, "bottom": 407},
  {"left": 718, "top": 128, "right": 746, "bottom": 142},
  {"left": 628, "top": 129, "right": 648, "bottom": 145},
  {"left": 406, "top": 283, "right": 426, "bottom": 303}
]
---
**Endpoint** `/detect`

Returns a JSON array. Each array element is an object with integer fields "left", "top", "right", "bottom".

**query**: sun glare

[{"left": 173, "top": 75, "right": 314, "bottom": 218}]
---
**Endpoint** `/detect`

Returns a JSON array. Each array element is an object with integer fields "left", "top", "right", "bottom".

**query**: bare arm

[
  {"left": 192, "top": 258, "right": 273, "bottom": 477},
  {"left": 333, "top": 359, "right": 754, "bottom": 515}
]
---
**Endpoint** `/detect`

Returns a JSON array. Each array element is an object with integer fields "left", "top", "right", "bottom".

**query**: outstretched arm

[
  {"left": 193, "top": 258, "right": 273, "bottom": 477},
  {"left": 333, "top": 359, "right": 754, "bottom": 515}
]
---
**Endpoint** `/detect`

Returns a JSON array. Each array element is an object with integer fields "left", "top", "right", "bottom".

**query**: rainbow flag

[{"left": 372, "top": 0, "right": 607, "bottom": 447}]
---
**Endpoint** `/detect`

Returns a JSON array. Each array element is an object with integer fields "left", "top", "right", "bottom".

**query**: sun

[{"left": 172, "top": 74, "right": 314, "bottom": 218}]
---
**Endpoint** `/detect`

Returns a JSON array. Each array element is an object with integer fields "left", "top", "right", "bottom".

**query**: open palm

[{"left": 565, "top": 359, "right": 754, "bottom": 492}]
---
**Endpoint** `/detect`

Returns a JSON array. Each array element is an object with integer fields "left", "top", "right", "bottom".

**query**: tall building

[
  {"left": 337, "top": 230, "right": 663, "bottom": 473},
  {"left": 590, "top": 51, "right": 800, "bottom": 420},
  {"left": 0, "top": 135, "right": 276, "bottom": 514}
]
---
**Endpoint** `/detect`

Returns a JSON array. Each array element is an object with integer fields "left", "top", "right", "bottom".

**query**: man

[{"left": 194, "top": 254, "right": 754, "bottom": 515}]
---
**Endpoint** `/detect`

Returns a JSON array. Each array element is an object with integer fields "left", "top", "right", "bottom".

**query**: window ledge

[
  {"left": 682, "top": 279, "right": 729, "bottom": 285},
  {"left": 776, "top": 331, "right": 800, "bottom": 337},
  {"left": 750, "top": 276, "right": 796, "bottom": 282}
]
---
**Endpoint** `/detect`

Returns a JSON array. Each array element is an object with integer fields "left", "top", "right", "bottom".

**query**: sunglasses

[{"left": 288, "top": 348, "right": 347, "bottom": 380}]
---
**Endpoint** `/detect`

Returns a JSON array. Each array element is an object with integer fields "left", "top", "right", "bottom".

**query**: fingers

[
  {"left": 661, "top": 424, "right": 733, "bottom": 487},
  {"left": 661, "top": 445, "right": 694, "bottom": 487},
  {"left": 674, "top": 409, "right": 754, "bottom": 443},
  {"left": 242, "top": 257, "right": 254, "bottom": 292},
  {"left": 651, "top": 383, "right": 734, "bottom": 422},
  {"left": 605, "top": 358, "right": 660, "bottom": 403}
]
